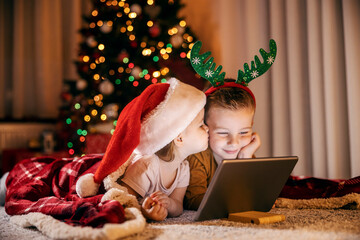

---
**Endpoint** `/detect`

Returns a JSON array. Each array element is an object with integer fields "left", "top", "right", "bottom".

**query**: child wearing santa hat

[{"left": 76, "top": 78, "right": 208, "bottom": 221}]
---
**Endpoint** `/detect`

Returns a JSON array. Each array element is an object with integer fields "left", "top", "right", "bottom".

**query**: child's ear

[{"left": 174, "top": 134, "right": 183, "bottom": 147}]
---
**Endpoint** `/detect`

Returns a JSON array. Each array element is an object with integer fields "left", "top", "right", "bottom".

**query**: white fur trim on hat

[
  {"left": 101, "top": 188, "right": 140, "bottom": 209},
  {"left": 103, "top": 153, "right": 135, "bottom": 191},
  {"left": 135, "top": 78, "right": 206, "bottom": 155}
]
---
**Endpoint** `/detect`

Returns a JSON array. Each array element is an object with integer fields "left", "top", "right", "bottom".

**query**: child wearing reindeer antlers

[
  {"left": 184, "top": 40, "right": 277, "bottom": 210},
  {"left": 76, "top": 78, "right": 209, "bottom": 221}
]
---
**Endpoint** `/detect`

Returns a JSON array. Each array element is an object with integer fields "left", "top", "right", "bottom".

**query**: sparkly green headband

[{"left": 190, "top": 39, "right": 277, "bottom": 87}]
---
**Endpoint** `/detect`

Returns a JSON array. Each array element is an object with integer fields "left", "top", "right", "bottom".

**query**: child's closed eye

[{"left": 216, "top": 132, "right": 229, "bottom": 136}]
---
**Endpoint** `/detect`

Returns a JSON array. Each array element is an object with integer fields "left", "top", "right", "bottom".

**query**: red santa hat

[{"left": 76, "top": 78, "right": 206, "bottom": 197}]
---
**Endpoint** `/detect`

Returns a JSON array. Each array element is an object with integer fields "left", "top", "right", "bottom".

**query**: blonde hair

[{"left": 155, "top": 141, "right": 176, "bottom": 162}]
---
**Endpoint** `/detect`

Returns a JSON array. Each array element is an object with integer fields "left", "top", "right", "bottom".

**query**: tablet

[{"left": 193, "top": 156, "right": 298, "bottom": 221}]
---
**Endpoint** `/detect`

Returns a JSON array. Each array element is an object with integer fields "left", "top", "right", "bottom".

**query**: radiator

[{"left": 0, "top": 123, "right": 56, "bottom": 153}]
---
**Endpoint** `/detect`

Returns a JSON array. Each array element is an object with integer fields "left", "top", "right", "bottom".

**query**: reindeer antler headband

[{"left": 190, "top": 39, "right": 277, "bottom": 101}]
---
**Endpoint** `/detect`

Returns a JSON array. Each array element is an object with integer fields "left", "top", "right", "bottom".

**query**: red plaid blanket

[
  {"left": 5, "top": 154, "right": 125, "bottom": 228},
  {"left": 280, "top": 175, "right": 360, "bottom": 199}
]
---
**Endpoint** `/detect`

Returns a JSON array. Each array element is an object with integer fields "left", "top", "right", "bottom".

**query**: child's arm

[
  {"left": 238, "top": 132, "right": 261, "bottom": 159},
  {"left": 184, "top": 153, "right": 212, "bottom": 210}
]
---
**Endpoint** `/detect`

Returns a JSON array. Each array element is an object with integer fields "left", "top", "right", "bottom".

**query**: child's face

[
  {"left": 181, "top": 109, "right": 209, "bottom": 156},
  {"left": 206, "top": 106, "right": 254, "bottom": 163}
]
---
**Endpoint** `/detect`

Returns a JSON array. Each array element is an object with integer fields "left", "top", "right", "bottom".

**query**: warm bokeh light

[
  {"left": 93, "top": 74, "right": 100, "bottom": 81},
  {"left": 91, "top": 109, "right": 98, "bottom": 116},
  {"left": 179, "top": 20, "right": 186, "bottom": 27},
  {"left": 84, "top": 115, "right": 91, "bottom": 122},
  {"left": 147, "top": 21, "right": 154, "bottom": 27},
  {"left": 153, "top": 71, "right": 160, "bottom": 78},
  {"left": 82, "top": 56, "right": 90, "bottom": 62},
  {"left": 129, "top": 12, "right": 137, "bottom": 18},
  {"left": 92, "top": 10, "right": 98, "bottom": 17},
  {"left": 98, "top": 44, "right": 105, "bottom": 50},
  {"left": 100, "top": 114, "right": 107, "bottom": 121}
]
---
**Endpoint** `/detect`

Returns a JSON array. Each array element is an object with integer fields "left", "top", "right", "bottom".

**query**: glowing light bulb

[
  {"left": 129, "top": 12, "right": 137, "bottom": 18},
  {"left": 91, "top": 109, "right": 98, "bottom": 116},
  {"left": 153, "top": 71, "right": 160, "bottom": 78},
  {"left": 101, "top": 114, "right": 107, "bottom": 121},
  {"left": 98, "top": 44, "right": 105, "bottom": 50},
  {"left": 92, "top": 10, "right": 98, "bottom": 17},
  {"left": 82, "top": 56, "right": 90, "bottom": 62},
  {"left": 147, "top": 21, "right": 154, "bottom": 27},
  {"left": 93, "top": 74, "right": 100, "bottom": 81},
  {"left": 180, "top": 20, "right": 186, "bottom": 27},
  {"left": 84, "top": 115, "right": 91, "bottom": 122}
]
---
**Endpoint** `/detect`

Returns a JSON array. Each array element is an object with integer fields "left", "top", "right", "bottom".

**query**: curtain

[
  {"left": 181, "top": 0, "right": 360, "bottom": 179},
  {"left": 0, "top": 0, "right": 90, "bottom": 119}
]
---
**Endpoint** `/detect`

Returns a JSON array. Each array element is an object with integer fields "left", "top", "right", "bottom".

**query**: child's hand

[
  {"left": 237, "top": 132, "right": 261, "bottom": 159},
  {"left": 141, "top": 196, "right": 168, "bottom": 221},
  {"left": 150, "top": 191, "right": 171, "bottom": 209}
]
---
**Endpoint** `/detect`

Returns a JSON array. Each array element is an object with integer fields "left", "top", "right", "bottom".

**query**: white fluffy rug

[{"left": 1, "top": 207, "right": 359, "bottom": 240}]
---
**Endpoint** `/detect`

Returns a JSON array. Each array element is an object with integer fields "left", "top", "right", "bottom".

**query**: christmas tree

[{"left": 59, "top": 0, "right": 201, "bottom": 155}]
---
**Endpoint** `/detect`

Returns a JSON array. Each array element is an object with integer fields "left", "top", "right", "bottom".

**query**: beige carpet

[{"left": 1, "top": 207, "right": 359, "bottom": 240}]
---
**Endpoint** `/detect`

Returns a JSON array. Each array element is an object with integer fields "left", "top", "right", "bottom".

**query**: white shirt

[{"left": 121, "top": 154, "right": 190, "bottom": 198}]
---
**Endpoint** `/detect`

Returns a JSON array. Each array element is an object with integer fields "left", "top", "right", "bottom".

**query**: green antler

[
  {"left": 236, "top": 39, "right": 277, "bottom": 86},
  {"left": 190, "top": 41, "right": 225, "bottom": 87}
]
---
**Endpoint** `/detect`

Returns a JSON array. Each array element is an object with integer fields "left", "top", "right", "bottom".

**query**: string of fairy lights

[{"left": 66, "top": 0, "right": 196, "bottom": 155}]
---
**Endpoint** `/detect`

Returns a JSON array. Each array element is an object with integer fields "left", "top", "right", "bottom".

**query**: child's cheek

[{"left": 241, "top": 136, "right": 252, "bottom": 148}]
